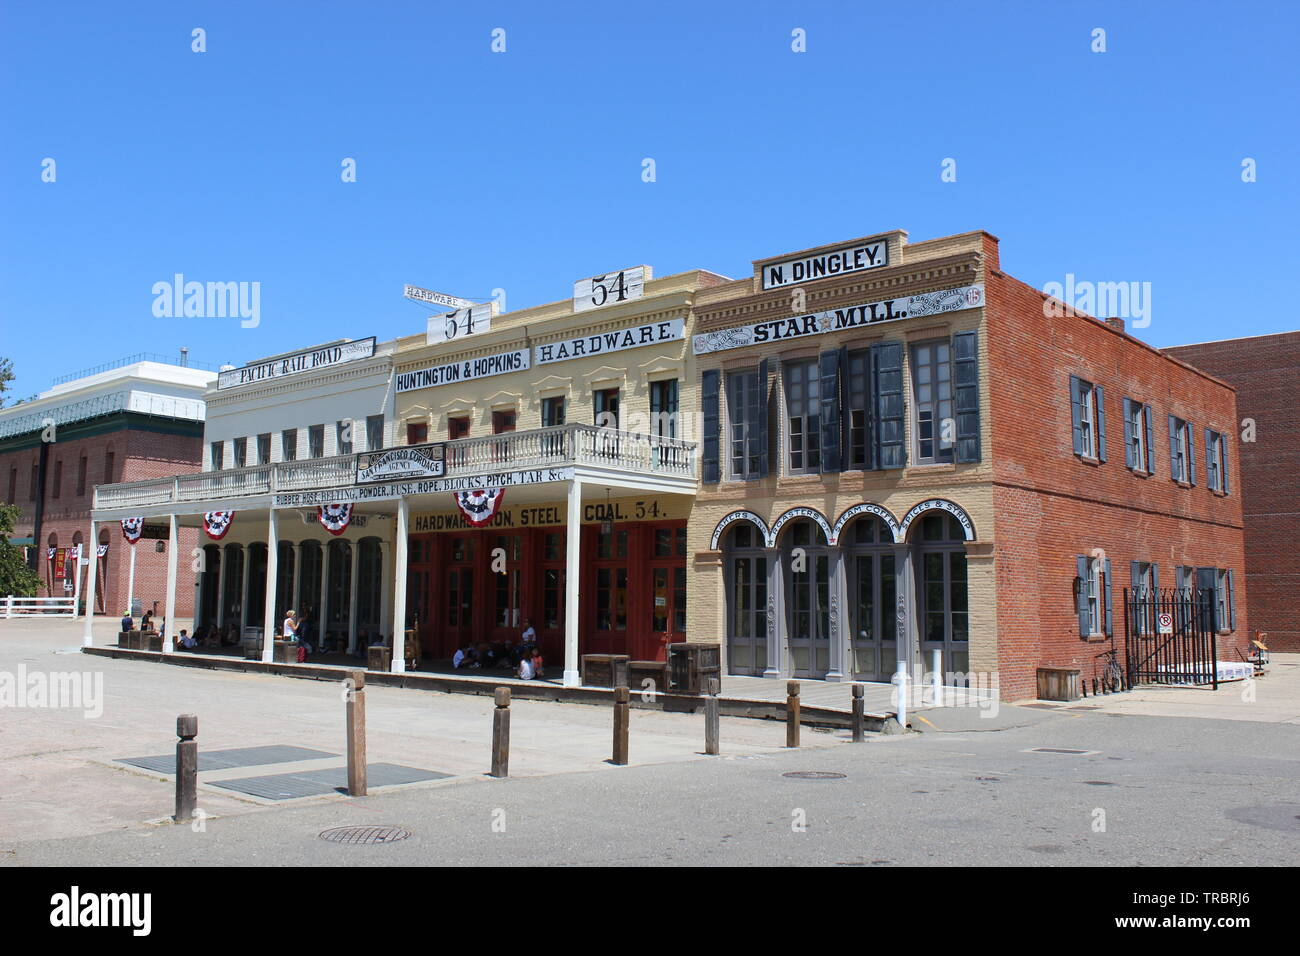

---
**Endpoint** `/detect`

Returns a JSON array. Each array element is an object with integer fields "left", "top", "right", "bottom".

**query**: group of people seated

[
  {"left": 452, "top": 619, "right": 546, "bottom": 680},
  {"left": 121, "top": 608, "right": 248, "bottom": 652}
]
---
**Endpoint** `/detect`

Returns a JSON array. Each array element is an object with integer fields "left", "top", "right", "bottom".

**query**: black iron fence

[{"left": 1123, "top": 587, "right": 1219, "bottom": 689}]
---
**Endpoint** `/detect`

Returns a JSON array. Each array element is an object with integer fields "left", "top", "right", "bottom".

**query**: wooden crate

[
  {"left": 1036, "top": 667, "right": 1080, "bottom": 702},
  {"left": 627, "top": 660, "right": 668, "bottom": 694},
  {"left": 142, "top": 632, "right": 163, "bottom": 652},
  {"left": 581, "top": 654, "right": 630, "bottom": 688},
  {"left": 667, "top": 643, "right": 722, "bottom": 695},
  {"left": 368, "top": 644, "right": 392, "bottom": 672},
  {"left": 273, "top": 641, "right": 299, "bottom": 664}
]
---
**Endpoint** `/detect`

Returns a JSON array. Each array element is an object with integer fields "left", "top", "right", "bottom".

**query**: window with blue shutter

[
  {"left": 1123, "top": 398, "right": 1137, "bottom": 468},
  {"left": 819, "top": 350, "right": 841, "bottom": 473},
  {"left": 757, "top": 358, "right": 770, "bottom": 478},
  {"left": 952, "top": 330, "right": 980, "bottom": 463},
  {"left": 1104, "top": 558, "right": 1113, "bottom": 635},
  {"left": 1070, "top": 376, "right": 1086, "bottom": 455},
  {"left": 701, "top": 369, "right": 720, "bottom": 484},
  {"left": 1186, "top": 424, "right": 1197, "bottom": 485},
  {"left": 1227, "top": 569, "right": 1236, "bottom": 630},
  {"left": 1095, "top": 386, "right": 1108, "bottom": 462},
  {"left": 873, "top": 342, "right": 906, "bottom": 469},
  {"left": 1143, "top": 404, "right": 1156, "bottom": 473},
  {"left": 1076, "top": 555, "right": 1089, "bottom": 637}
]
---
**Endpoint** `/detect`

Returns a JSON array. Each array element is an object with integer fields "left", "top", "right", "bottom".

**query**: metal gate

[{"left": 1123, "top": 587, "right": 1219, "bottom": 689}]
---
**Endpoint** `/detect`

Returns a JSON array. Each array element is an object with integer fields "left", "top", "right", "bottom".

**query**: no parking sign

[{"left": 1157, "top": 612, "right": 1174, "bottom": 635}]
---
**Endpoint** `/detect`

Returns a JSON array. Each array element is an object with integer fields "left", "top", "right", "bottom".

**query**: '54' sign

[{"left": 573, "top": 266, "right": 650, "bottom": 312}]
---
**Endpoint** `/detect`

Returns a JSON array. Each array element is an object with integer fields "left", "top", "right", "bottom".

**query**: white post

[
  {"left": 391, "top": 498, "right": 409, "bottom": 673},
  {"left": 894, "top": 661, "right": 909, "bottom": 730},
  {"left": 127, "top": 541, "right": 138, "bottom": 616},
  {"left": 81, "top": 524, "right": 97, "bottom": 646},
  {"left": 5, "top": 595, "right": 12, "bottom": 619},
  {"left": 71, "top": 543, "right": 82, "bottom": 619},
  {"left": 215, "top": 544, "right": 227, "bottom": 628},
  {"left": 163, "top": 515, "right": 178, "bottom": 653},
  {"left": 563, "top": 478, "right": 582, "bottom": 687},
  {"left": 262, "top": 509, "right": 279, "bottom": 662},
  {"left": 318, "top": 541, "right": 330, "bottom": 648},
  {"left": 347, "top": 541, "right": 360, "bottom": 653},
  {"left": 931, "top": 648, "right": 943, "bottom": 707}
]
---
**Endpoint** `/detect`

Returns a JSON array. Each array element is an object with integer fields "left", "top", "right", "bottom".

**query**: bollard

[
  {"left": 785, "top": 681, "right": 801, "bottom": 748},
  {"left": 346, "top": 669, "right": 367, "bottom": 796},
  {"left": 931, "top": 649, "right": 943, "bottom": 707},
  {"left": 894, "top": 662, "right": 908, "bottom": 731},
  {"left": 175, "top": 714, "right": 198, "bottom": 825},
  {"left": 851, "top": 685, "right": 865, "bottom": 742},
  {"left": 491, "top": 687, "right": 511, "bottom": 778},
  {"left": 704, "top": 677, "right": 720, "bottom": 755},
  {"left": 612, "top": 685, "right": 630, "bottom": 765}
]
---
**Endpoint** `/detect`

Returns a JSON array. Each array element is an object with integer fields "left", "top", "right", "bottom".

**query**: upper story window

[
  {"left": 447, "top": 417, "right": 469, "bottom": 441},
  {"left": 407, "top": 421, "right": 429, "bottom": 445},
  {"left": 76, "top": 455, "right": 87, "bottom": 496},
  {"left": 1086, "top": 556, "right": 1102, "bottom": 635},
  {"left": 911, "top": 341, "right": 954, "bottom": 464},
  {"left": 6, "top": 467, "right": 15, "bottom": 504},
  {"left": 233, "top": 437, "right": 247, "bottom": 468},
  {"left": 336, "top": 420, "right": 353, "bottom": 456},
  {"left": 210, "top": 442, "right": 224, "bottom": 471},
  {"left": 30, "top": 462, "right": 38, "bottom": 501},
  {"left": 52, "top": 459, "right": 62, "bottom": 498},
  {"left": 783, "top": 359, "right": 820, "bottom": 475},
  {"left": 844, "top": 350, "right": 870, "bottom": 469},
  {"left": 727, "top": 367, "right": 765, "bottom": 479},
  {"left": 365, "top": 415, "right": 384, "bottom": 451},
  {"left": 1205, "top": 428, "right": 1229, "bottom": 493},
  {"left": 541, "top": 396, "right": 565, "bottom": 428},
  {"left": 1069, "top": 376, "right": 1105, "bottom": 461},
  {"left": 103, "top": 450, "right": 115, "bottom": 485},
  {"left": 281, "top": 428, "right": 298, "bottom": 462},
  {"left": 308, "top": 424, "right": 324, "bottom": 458},
  {"left": 492, "top": 410, "right": 516, "bottom": 434},
  {"left": 1168, "top": 416, "right": 1195, "bottom": 484},
  {"left": 256, "top": 433, "right": 271, "bottom": 465},
  {"left": 594, "top": 388, "right": 620, "bottom": 430},
  {"left": 650, "top": 379, "right": 679, "bottom": 439},
  {"left": 1123, "top": 398, "right": 1155, "bottom": 473}
]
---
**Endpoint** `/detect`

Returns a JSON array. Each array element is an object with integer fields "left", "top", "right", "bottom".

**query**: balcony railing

[{"left": 93, "top": 424, "right": 697, "bottom": 510}]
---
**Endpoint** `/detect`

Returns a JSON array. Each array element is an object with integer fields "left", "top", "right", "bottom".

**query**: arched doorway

[
  {"left": 297, "top": 541, "right": 323, "bottom": 639},
  {"left": 326, "top": 539, "right": 352, "bottom": 648},
  {"left": 844, "top": 515, "right": 898, "bottom": 681},
  {"left": 356, "top": 538, "right": 383, "bottom": 639},
  {"left": 723, "top": 521, "right": 769, "bottom": 676},
  {"left": 221, "top": 544, "right": 244, "bottom": 629},
  {"left": 246, "top": 543, "right": 268, "bottom": 628},
  {"left": 911, "top": 512, "right": 970, "bottom": 678},
  {"left": 199, "top": 545, "right": 221, "bottom": 628},
  {"left": 780, "top": 518, "right": 830, "bottom": 679}
]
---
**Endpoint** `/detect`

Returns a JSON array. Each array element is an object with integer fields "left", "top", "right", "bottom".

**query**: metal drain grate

[
  {"left": 319, "top": 825, "right": 411, "bottom": 845},
  {"left": 782, "top": 771, "right": 847, "bottom": 780}
]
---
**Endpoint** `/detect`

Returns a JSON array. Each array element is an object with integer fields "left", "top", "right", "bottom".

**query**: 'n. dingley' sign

[
  {"left": 693, "top": 285, "right": 984, "bottom": 355},
  {"left": 355, "top": 443, "right": 446, "bottom": 483},
  {"left": 218, "top": 338, "right": 376, "bottom": 389},
  {"left": 760, "top": 240, "right": 888, "bottom": 290}
]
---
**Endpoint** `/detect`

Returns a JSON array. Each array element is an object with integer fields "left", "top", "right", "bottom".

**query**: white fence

[{"left": 3, "top": 596, "right": 77, "bottom": 618}]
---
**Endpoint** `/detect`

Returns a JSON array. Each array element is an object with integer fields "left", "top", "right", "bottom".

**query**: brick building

[
  {"left": 688, "top": 229, "right": 1249, "bottom": 700},
  {"left": 1163, "top": 332, "right": 1299, "bottom": 652},
  {"left": 0, "top": 358, "right": 215, "bottom": 618}
]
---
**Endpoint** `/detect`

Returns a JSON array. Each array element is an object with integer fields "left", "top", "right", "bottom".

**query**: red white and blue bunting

[
  {"left": 318, "top": 503, "right": 354, "bottom": 536},
  {"left": 203, "top": 511, "right": 235, "bottom": 540},
  {"left": 120, "top": 517, "right": 145, "bottom": 544},
  {"left": 96, "top": 544, "right": 109, "bottom": 557},
  {"left": 453, "top": 488, "right": 506, "bottom": 527}
]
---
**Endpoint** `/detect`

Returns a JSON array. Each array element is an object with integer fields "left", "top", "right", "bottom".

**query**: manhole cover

[
  {"left": 319, "top": 826, "right": 411, "bottom": 845},
  {"left": 782, "top": 771, "right": 847, "bottom": 780},
  {"left": 1025, "top": 747, "right": 1098, "bottom": 755},
  {"left": 1083, "top": 780, "right": 1115, "bottom": 786}
]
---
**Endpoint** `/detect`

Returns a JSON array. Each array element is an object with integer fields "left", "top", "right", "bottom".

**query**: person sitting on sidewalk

[
  {"left": 120, "top": 611, "right": 133, "bottom": 632},
  {"left": 178, "top": 629, "right": 198, "bottom": 649}
]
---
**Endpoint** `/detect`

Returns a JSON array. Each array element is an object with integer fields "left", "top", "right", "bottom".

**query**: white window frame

[
  {"left": 1129, "top": 401, "right": 1145, "bottom": 470},
  {"left": 1171, "top": 417, "right": 1189, "bottom": 482},
  {"left": 1079, "top": 382, "right": 1097, "bottom": 459},
  {"left": 1087, "top": 556, "right": 1102, "bottom": 635},
  {"left": 1216, "top": 568, "right": 1230, "bottom": 631}
]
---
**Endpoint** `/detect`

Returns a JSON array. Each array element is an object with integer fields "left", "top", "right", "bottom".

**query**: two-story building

[{"left": 687, "top": 230, "right": 1249, "bottom": 700}]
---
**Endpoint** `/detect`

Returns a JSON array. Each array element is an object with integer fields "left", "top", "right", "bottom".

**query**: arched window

[
  {"left": 780, "top": 519, "right": 829, "bottom": 678},
  {"left": 844, "top": 516, "right": 898, "bottom": 681},
  {"left": 724, "top": 522, "right": 769, "bottom": 676}
]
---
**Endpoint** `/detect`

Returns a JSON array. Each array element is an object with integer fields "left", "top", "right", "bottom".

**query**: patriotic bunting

[
  {"left": 453, "top": 488, "right": 506, "bottom": 527},
  {"left": 96, "top": 544, "right": 109, "bottom": 557},
  {"left": 203, "top": 511, "right": 235, "bottom": 540},
  {"left": 121, "top": 517, "right": 145, "bottom": 544},
  {"left": 318, "top": 503, "right": 354, "bottom": 536}
]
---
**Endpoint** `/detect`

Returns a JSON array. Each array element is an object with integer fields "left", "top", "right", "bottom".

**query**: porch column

[
  {"left": 81, "top": 521, "right": 97, "bottom": 646},
  {"left": 163, "top": 514, "right": 178, "bottom": 654},
  {"left": 127, "top": 542, "right": 138, "bottom": 618},
  {"left": 318, "top": 542, "right": 330, "bottom": 647},
  {"left": 893, "top": 543, "right": 919, "bottom": 679},
  {"left": 215, "top": 545, "right": 227, "bottom": 628},
  {"left": 391, "top": 498, "right": 409, "bottom": 673},
  {"left": 763, "top": 547, "right": 783, "bottom": 678},
  {"left": 347, "top": 541, "right": 360, "bottom": 653},
  {"left": 239, "top": 543, "right": 251, "bottom": 629},
  {"left": 825, "top": 548, "right": 848, "bottom": 682},
  {"left": 378, "top": 540, "right": 392, "bottom": 647},
  {"left": 261, "top": 509, "right": 279, "bottom": 663},
  {"left": 563, "top": 478, "right": 582, "bottom": 687}
]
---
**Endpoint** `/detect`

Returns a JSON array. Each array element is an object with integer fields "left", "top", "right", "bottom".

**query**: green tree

[
  {"left": 0, "top": 504, "right": 41, "bottom": 596},
  {"left": 0, "top": 357, "right": 14, "bottom": 408}
]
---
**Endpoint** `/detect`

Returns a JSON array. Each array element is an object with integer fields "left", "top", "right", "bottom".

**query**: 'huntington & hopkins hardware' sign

[{"left": 395, "top": 348, "right": 531, "bottom": 392}]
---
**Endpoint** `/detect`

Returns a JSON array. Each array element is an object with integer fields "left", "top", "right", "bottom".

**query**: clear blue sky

[{"left": 2, "top": 0, "right": 1296, "bottom": 398}]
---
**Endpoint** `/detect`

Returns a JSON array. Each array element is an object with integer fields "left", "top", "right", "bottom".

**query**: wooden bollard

[
  {"left": 612, "top": 685, "right": 630, "bottom": 765},
  {"left": 851, "top": 685, "right": 865, "bottom": 742},
  {"left": 491, "top": 687, "right": 511, "bottom": 778},
  {"left": 174, "top": 714, "right": 198, "bottom": 824},
  {"left": 704, "top": 678, "right": 720, "bottom": 755},
  {"left": 786, "top": 681, "right": 801, "bottom": 748},
  {"left": 346, "top": 670, "right": 367, "bottom": 796}
]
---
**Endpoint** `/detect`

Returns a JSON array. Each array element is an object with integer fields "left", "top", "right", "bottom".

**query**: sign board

[
  {"left": 355, "top": 443, "right": 446, "bottom": 483},
  {"left": 1157, "top": 613, "right": 1173, "bottom": 635},
  {"left": 573, "top": 266, "right": 649, "bottom": 313},
  {"left": 536, "top": 318, "right": 684, "bottom": 365},
  {"left": 761, "top": 240, "right": 888, "bottom": 290},
  {"left": 404, "top": 285, "right": 475, "bottom": 311},
  {"left": 274, "top": 468, "right": 575, "bottom": 507},
  {"left": 426, "top": 301, "right": 498, "bottom": 346},
  {"left": 412, "top": 493, "right": 689, "bottom": 532},
  {"left": 395, "top": 347, "right": 531, "bottom": 392},
  {"left": 693, "top": 285, "right": 985, "bottom": 355},
  {"left": 218, "top": 338, "right": 377, "bottom": 389}
]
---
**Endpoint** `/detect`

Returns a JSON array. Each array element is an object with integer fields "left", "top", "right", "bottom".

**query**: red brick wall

[
  {"left": 1, "top": 422, "right": 203, "bottom": 619},
  {"left": 1164, "top": 332, "right": 1300, "bottom": 652},
  {"left": 986, "top": 272, "right": 1249, "bottom": 699}
]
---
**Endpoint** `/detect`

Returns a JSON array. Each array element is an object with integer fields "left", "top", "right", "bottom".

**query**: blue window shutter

[
  {"left": 1143, "top": 405, "right": 1155, "bottom": 473},
  {"left": 1227, "top": 570, "right": 1236, "bottom": 630},
  {"left": 701, "top": 369, "right": 720, "bottom": 484},
  {"left": 1070, "top": 376, "right": 1085, "bottom": 455},
  {"left": 1152, "top": 564, "right": 1160, "bottom": 592},
  {"left": 1130, "top": 561, "right": 1141, "bottom": 592},
  {"left": 1168, "top": 415, "right": 1180, "bottom": 480},
  {"left": 1123, "top": 399, "right": 1136, "bottom": 468},
  {"left": 819, "top": 350, "right": 841, "bottom": 473},
  {"left": 1104, "top": 558, "right": 1113, "bottom": 635},
  {"left": 1076, "top": 555, "right": 1089, "bottom": 637},
  {"left": 1221, "top": 434, "right": 1230, "bottom": 493},
  {"left": 1196, "top": 567, "right": 1216, "bottom": 630},
  {"left": 1187, "top": 424, "right": 1197, "bottom": 485},
  {"left": 756, "top": 359, "right": 770, "bottom": 478},
  {"left": 952, "top": 330, "right": 981, "bottom": 463},
  {"left": 1095, "top": 385, "right": 1107, "bottom": 462},
  {"left": 1204, "top": 427, "right": 1215, "bottom": 489},
  {"left": 873, "top": 342, "right": 905, "bottom": 469}
]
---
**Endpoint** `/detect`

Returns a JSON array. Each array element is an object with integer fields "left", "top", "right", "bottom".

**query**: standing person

[
  {"left": 298, "top": 608, "right": 314, "bottom": 654},
  {"left": 283, "top": 609, "right": 298, "bottom": 642},
  {"left": 140, "top": 610, "right": 154, "bottom": 632},
  {"left": 120, "top": 610, "right": 134, "bottom": 632}
]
